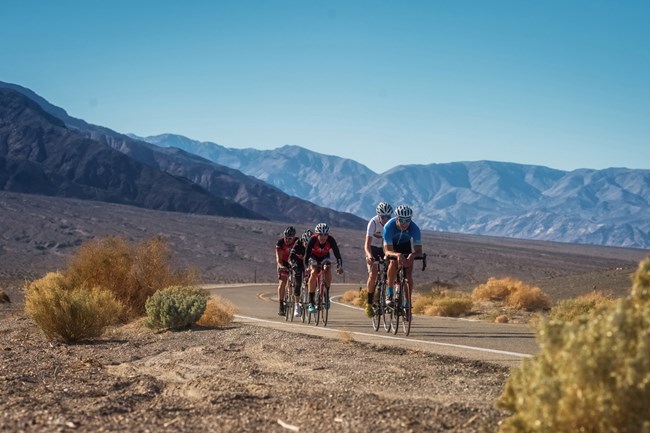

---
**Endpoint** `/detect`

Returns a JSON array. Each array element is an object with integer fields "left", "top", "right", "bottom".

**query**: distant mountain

[
  {"left": 0, "top": 88, "right": 262, "bottom": 219},
  {"left": 0, "top": 81, "right": 364, "bottom": 229},
  {"left": 141, "top": 134, "right": 650, "bottom": 249}
]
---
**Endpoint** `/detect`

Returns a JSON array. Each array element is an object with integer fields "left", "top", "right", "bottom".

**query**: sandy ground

[{"left": 1, "top": 300, "right": 511, "bottom": 433}]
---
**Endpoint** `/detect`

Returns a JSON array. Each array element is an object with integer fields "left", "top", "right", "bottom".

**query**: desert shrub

[
  {"left": 196, "top": 296, "right": 237, "bottom": 327},
  {"left": 413, "top": 289, "right": 473, "bottom": 317},
  {"left": 342, "top": 288, "right": 367, "bottom": 306},
  {"left": 65, "top": 236, "right": 197, "bottom": 319},
  {"left": 472, "top": 277, "right": 550, "bottom": 311},
  {"left": 496, "top": 257, "right": 650, "bottom": 433},
  {"left": 549, "top": 291, "right": 614, "bottom": 322},
  {"left": 145, "top": 286, "right": 208, "bottom": 330},
  {"left": 25, "top": 272, "right": 122, "bottom": 342}
]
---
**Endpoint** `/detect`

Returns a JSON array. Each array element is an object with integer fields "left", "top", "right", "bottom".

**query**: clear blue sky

[{"left": 2, "top": 1, "right": 648, "bottom": 173}]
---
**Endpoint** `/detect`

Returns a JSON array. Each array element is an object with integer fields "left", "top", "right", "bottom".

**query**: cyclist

[
  {"left": 275, "top": 226, "right": 298, "bottom": 316},
  {"left": 364, "top": 202, "right": 393, "bottom": 317},
  {"left": 288, "top": 229, "right": 312, "bottom": 317},
  {"left": 382, "top": 205, "right": 423, "bottom": 309},
  {"left": 304, "top": 223, "right": 343, "bottom": 314}
]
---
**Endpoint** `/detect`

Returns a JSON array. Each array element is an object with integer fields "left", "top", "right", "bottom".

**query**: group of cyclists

[{"left": 275, "top": 202, "right": 423, "bottom": 320}]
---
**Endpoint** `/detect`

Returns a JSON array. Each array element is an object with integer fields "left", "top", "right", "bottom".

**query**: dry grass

[
  {"left": 549, "top": 291, "right": 614, "bottom": 322},
  {"left": 337, "top": 329, "right": 354, "bottom": 343},
  {"left": 196, "top": 296, "right": 237, "bottom": 327},
  {"left": 65, "top": 236, "right": 197, "bottom": 320},
  {"left": 342, "top": 288, "right": 366, "bottom": 307},
  {"left": 472, "top": 277, "right": 550, "bottom": 311},
  {"left": 0, "top": 288, "right": 10, "bottom": 303},
  {"left": 413, "top": 289, "right": 474, "bottom": 317},
  {"left": 24, "top": 272, "right": 123, "bottom": 342}
]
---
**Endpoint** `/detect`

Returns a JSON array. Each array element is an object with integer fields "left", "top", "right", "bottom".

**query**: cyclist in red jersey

[
  {"left": 303, "top": 223, "right": 343, "bottom": 314},
  {"left": 275, "top": 226, "right": 298, "bottom": 316}
]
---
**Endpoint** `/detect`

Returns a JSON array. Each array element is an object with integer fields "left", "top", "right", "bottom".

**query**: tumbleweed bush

[
  {"left": 413, "top": 289, "right": 473, "bottom": 317},
  {"left": 472, "top": 277, "right": 550, "bottom": 311},
  {"left": 65, "top": 236, "right": 197, "bottom": 319},
  {"left": 196, "top": 295, "right": 237, "bottom": 327},
  {"left": 145, "top": 285, "right": 208, "bottom": 330},
  {"left": 549, "top": 291, "right": 614, "bottom": 323},
  {"left": 25, "top": 272, "right": 123, "bottom": 342},
  {"left": 496, "top": 257, "right": 650, "bottom": 433}
]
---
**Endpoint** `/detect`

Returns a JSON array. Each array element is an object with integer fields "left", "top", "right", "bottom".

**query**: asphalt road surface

[{"left": 207, "top": 283, "right": 538, "bottom": 368}]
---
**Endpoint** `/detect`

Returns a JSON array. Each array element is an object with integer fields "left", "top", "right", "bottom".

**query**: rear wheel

[
  {"left": 372, "top": 283, "right": 383, "bottom": 331},
  {"left": 322, "top": 286, "right": 329, "bottom": 327}
]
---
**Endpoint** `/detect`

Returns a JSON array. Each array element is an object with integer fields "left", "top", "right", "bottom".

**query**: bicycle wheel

[
  {"left": 300, "top": 283, "right": 309, "bottom": 323},
  {"left": 391, "top": 286, "right": 401, "bottom": 335},
  {"left": 372, "top": 282, "right": 383, "bottom": 331},
  {"left": 322, "top": 286, "right": 329, "bottom": 327},
  {"left": 402, "top": 283, "right": 412, "bottom": 336},
  {"left": 314, "top": 278, "right": 321, "bottom": 325}
]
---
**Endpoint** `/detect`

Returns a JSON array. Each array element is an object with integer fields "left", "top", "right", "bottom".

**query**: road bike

[
  {"left": 387, "top": 254, "right": 427, "bottom": 336},
  {"left": 370, "top": 257, "right": 390, "bottom": 332},
  {"left": 299, "top": 269, "right": 310, "bottom": 323},
  {"left": 282, "top": 267, "right": 296, "bottom": 322},
  {"left": 308, "top": 263, "right": 330, "bottom": 326}
]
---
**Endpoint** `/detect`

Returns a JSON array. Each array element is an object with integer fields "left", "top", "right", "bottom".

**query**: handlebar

[{"left": 386, "top": 253, "right": 427, "bottom": 271}]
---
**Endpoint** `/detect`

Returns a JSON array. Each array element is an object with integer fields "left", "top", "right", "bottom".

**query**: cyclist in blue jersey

[{"left": 382, "top": 205, "right": 423, "bottom": 306}]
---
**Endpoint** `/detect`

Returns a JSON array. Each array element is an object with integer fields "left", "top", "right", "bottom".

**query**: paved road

[{"left": 206, "top": 283, "right": 538, "bottom": 368}]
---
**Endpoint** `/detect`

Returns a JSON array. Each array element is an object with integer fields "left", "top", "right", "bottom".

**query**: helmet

[
  {"left": 284, "top": 226, "right": 296, "bottom": 237},
  {"left": 376, "top": 202, "right": 393, "bottom": 216},
  {"left": 301, "top": 229, "right": 313, "bottom": 243},
  {"left": 394, "top": 205, "right": 413, "bottom": 219},
  {"left": 314, "top": 223, "right": 330, "bottom": 234}
]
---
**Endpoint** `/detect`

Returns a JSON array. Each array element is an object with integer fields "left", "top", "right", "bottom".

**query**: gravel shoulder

[{"left": 1, "top": 303, "right": 511, "bottom": 433}]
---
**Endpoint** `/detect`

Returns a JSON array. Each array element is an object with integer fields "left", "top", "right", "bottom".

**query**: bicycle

[
  {"left": 300, "top": 269, "right": 310, "bottom": 323},
  {"left": 387, "top": 254, "right": 427, "bottom": 336},
  {"left": 282, "top": 267, "right": 296, "bottom": 322},
  {"left": 370, "top": 257, "right": 390, "bottom": 332},
  {"left": 308, "top": 263, "right": 331, "bottom": 326}
]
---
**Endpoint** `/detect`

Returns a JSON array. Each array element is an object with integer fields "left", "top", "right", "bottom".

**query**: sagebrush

[
  {"left": 496, "top": 257, "right": 650, "bottom": 433},
  {"left": 25, "top": 272, "right": 123, "bottom": 342},
  {"left": 413, "top": 289, "right": 473, "bottom": 317},
  {"left": 145, "top": 286, "right": 208, "bottom": 330}
]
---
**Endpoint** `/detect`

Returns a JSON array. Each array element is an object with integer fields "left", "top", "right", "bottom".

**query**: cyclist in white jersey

[{"left": 363, "top": 202, "right": 393, "bottom": 317}]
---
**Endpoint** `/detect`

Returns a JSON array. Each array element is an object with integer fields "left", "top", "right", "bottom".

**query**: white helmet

[
  {"left": 395, "top": 205, "right": 413, "bottom": 219},
  {"left": 376, "top": 202, "right": 393, "bottom": 217},
  {"left": 314, "top": 223, "right": 330, "bottom": 234}
]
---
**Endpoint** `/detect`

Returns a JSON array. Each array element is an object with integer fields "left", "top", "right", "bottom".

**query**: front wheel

[
  {"left": 322, "top": 286, "right": 329, "bottom": 327},
  {"left": 402, "top": 285, "right": 412, "bottom": 336}
]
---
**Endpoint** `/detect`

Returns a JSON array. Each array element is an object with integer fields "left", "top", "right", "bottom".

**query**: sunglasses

[
  {"left": 379, "top": 215, "right": 390, "bottom": 220},
  {"left": 398, "top": 217, "right": 411, "bottom": 224}
]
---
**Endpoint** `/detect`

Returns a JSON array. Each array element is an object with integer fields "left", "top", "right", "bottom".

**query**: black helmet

[
  {"left": 284, "top": 226, "right": 296, "bottom": 237},
  {"left": 301, "top": 229, "right": 313, "bottom": 243}
]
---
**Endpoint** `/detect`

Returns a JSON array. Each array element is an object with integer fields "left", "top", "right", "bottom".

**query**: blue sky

[{"left": 2, "top": 1, "right": 648, "bottom": 173}]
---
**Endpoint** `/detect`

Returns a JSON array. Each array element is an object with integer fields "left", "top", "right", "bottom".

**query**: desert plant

[
  {"left": 496, "top": 257, "right": 650, "bottom": 433},
  {"left": 196, "top": 296, "right": 237, "bottom": 327},
  {"left": 549, "top": 291, "right": 614, "bottom": 322},
  {"left": 65, "top": 236, "right": 197, "bottom": 319},
  {"left": 472, "top": 277, "right": 550, "bottom": 311},
  {"left": 413, "top": 289, "right": 473, "bottom": 317},
  {"left": 342, "top": 288, "right": 367, "bottom": 306},
  {"left": 145, "top": 286, "right": 208, "bottom": 330},
  {"left": 25, "top": 272, "right": 122, "bottom": 342}
]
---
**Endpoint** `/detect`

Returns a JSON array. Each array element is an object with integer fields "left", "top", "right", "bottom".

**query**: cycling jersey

[
  {"left": 366, "top": 215, "right": 386, "bottom": 248},
  {"left": 382, "top": 217, "right": 422, "bottom": 252},
  {"left": 276, "top": 237, "right": 297, "bottom": 263},
  {"left": 304, "top": 234, "right": 342, "bottom": 267}
]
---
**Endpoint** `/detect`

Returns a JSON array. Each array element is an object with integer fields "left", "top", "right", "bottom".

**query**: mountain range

[
  {"left": 138, "top": 134, "right": 650, "bottom": 249},
  {"left": 0, "top": 81, "right": 365, "bottom": 229},
  {"left": 1, "top": 80, "right": 648, "bottom": 249}
]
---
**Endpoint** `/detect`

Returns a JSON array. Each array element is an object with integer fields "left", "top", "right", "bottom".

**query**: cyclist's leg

[
  {"left": 277, "top": 265, "right": 288, "bottom": 315},
  {"left": 308, "top": 260, "right": 319, "bottom": 312},
  {"left": 293, "top": 266, "right": 303, "bottom": 316}
]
